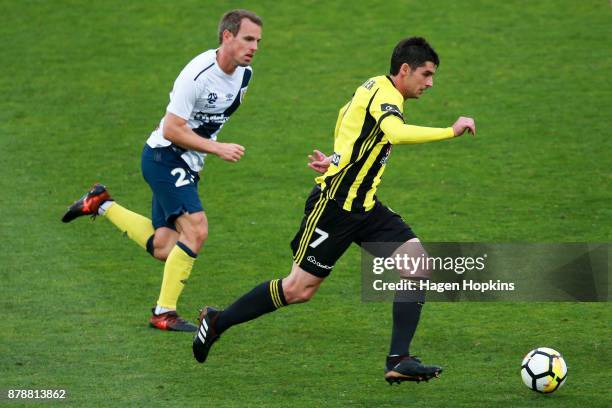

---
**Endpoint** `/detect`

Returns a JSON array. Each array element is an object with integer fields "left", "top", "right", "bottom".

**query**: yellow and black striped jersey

[{"left": 316, "top": 75, "right": 455, "bottom": 212}]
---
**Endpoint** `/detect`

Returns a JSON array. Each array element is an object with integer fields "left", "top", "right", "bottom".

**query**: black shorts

[{"left": 290, "top": 186, "right": 417, "bottom": 278}]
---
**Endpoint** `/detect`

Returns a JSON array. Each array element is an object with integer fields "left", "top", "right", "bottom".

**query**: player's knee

[
  {"left": 193, "top": 224, "right": 208, "bottom": 247},
  {"left": 283, "top": 282, "right": 315, "bottom": 304},
  {"left": 298, "top": 288, "right": 316, "bottom": 303},
  {"left": 153, "top": 251, "right": 167, "bottom": 262},
  {"left": 179, "top": 216, "right": 208, "bottom": 250},
  {"left": 152, "top": 248, "right": 170, "bottom": 261},
  {"left": 150, "top": 233, "right": 177, "bottom": 261}
]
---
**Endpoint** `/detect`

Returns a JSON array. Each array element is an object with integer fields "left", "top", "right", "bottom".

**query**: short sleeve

[{"left": 166, "top": 69, "right": 198, "bottom": 120}]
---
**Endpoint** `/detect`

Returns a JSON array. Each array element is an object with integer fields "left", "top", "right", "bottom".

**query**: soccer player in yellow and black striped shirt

[{"left": 193, "top": 37, "right": 476, "bottom": 383}]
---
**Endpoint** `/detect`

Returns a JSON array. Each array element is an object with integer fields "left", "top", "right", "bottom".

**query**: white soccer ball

[{"left": 520, "top": 347, "right": 567, "bottom": 393}]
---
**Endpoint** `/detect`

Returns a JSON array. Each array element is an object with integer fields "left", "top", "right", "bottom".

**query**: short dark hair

[
  {"left": 389, "top": 37, "right": 439, "bottom": 75},
  {"left": 218, "top": 9, "right": 263, "bottom": 44}
]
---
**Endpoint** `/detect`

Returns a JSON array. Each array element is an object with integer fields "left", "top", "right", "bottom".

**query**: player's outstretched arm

[
  {"left": 381, "top": 115, "right": 476, "bottom": 144},
  {"left": 163, "top": 112, "right": 245, "bottom": 162},
  {"left": 307, "top": 149, "right": 331, "bottom": 174}
]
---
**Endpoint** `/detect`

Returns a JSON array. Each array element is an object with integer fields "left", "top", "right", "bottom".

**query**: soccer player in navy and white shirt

[{"left": 62, "top": 10, "right": 263, "bottom": 331}]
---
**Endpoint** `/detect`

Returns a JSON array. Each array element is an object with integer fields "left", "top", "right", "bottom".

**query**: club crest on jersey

[
  {"left": 207, "top": 93, "right": 218, "bottom": 104},
  {"left": 331, "top": 152, "right": 341, "bottom": 166}
]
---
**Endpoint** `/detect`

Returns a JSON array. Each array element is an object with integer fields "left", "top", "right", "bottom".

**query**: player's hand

[
  {"left": 308, "top": 149, "right": 331, "bottom": 174},
  {"left": 215, "top": 142, "right": 245, "bottom": 162},
  {"left": 452, "top": 116, "right": 476, "bottom": 137}
]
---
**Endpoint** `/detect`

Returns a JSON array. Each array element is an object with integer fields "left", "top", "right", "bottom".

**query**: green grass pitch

[{"left": 1, "top": 0, "right": 610, "bottom": 406}]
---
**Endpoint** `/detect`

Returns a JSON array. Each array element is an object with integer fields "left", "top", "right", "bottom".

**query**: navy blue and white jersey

[{"left": 146, "top": 49, "right": 252, "bottom": 172}]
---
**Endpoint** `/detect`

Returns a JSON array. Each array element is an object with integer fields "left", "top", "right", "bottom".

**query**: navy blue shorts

[{"left": 141, "top": 145, "right": 203, "bottom": 229}]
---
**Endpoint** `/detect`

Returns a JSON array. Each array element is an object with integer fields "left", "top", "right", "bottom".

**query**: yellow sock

[
  {"left": 104, "top": 202, "right": 155, "bottom": 250},
  {"left": 157, "top": 242, "right": 197, "bottom": 309}
]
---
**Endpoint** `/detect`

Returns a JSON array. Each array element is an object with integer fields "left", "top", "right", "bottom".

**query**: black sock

[
  {"left": 389, "top": 288, "right": 425, "bottom": 356},
  {"left": 216, "top": 279, "right": 287, "bottom": 335}
]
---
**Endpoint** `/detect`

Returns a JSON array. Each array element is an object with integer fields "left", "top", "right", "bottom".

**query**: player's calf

[
  {"left": 175, "top": 212, "right": 208, "bottom": 254},
  {"left": 147, "top": 227, "right": 180, "bottom": 261}
]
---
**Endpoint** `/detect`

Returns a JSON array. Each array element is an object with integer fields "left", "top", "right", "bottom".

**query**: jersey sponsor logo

[
  {"left": 362, "top": 79, "right": 375, "bottom": 90},
  {"left": 194, "top": 112, "right": 229, "bottom": 124},
  {"left": 381, "top": 103, "right": 401, "bottom": 115},
  {"left": 306, "top": 256, "right": 333, "bottom": 270},
  {"left": 331, "top": 152, "right": 341, "bottom": 166}
]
